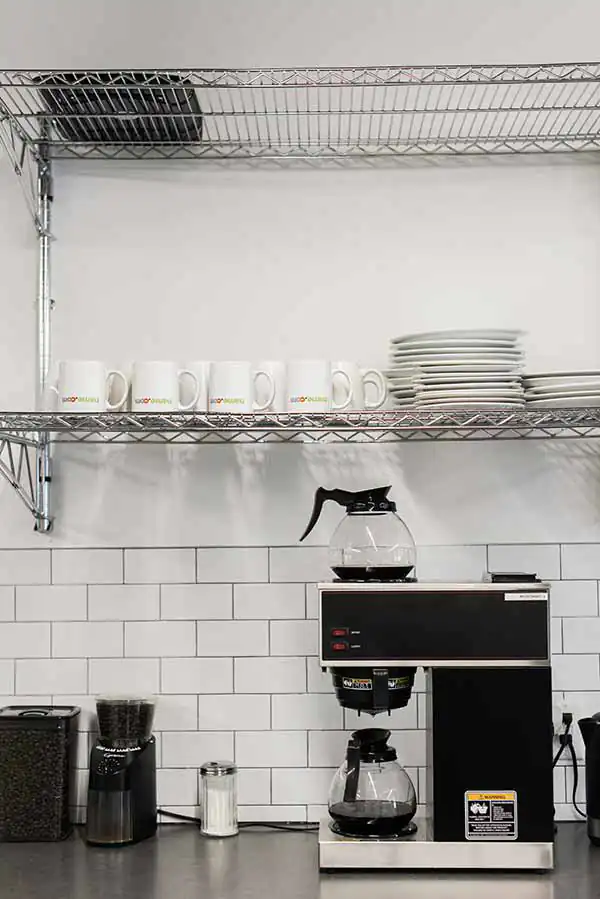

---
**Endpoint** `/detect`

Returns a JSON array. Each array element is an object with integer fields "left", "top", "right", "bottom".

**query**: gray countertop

[{"left": 0, "top": 823, "right": 598, "bottom": 899}]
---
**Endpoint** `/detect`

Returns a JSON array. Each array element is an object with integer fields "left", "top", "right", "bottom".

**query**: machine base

[{"left": 319, "top": 819, "right": 554, "bottom": 871}]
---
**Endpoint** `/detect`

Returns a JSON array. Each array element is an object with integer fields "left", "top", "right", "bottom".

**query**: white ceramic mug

[
  {"left": 287, "top": 360, "right": 353, "bottom": 413},
  {"left": 184, "top": 361, "right": 211, "bottom": 412},
  {"left": 131, "top": 361, "right": 200, "bottom": 412},
  {"left": 50, "top": 360, "right": 129, "bottom": 412},
  {"left": 209, "top": 362, "right": 275, "bottom": 413},
  {"left": 333, "top": 361, "right": 387, "bottom": 410},
  {"left": 256, "top": 360, "right": 287, "bottom": 414}
]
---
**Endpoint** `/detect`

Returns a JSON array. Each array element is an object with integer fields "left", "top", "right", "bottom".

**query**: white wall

[{"left": 1, "top": 0, "right": 600, "bottom": 821}]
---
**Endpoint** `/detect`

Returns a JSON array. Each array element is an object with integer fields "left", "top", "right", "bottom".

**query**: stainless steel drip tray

[{"left": 319, "top": 818, "right": 553, "bottom": 871}]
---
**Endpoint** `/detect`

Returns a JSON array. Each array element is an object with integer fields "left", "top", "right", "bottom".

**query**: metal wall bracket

[{"left": 0, "top": 434, "right": 51, "bottom": 531}]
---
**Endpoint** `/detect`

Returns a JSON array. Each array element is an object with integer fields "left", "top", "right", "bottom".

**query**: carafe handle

[{"left": 343, "top": 736, "right": 361, "bottom": 803}]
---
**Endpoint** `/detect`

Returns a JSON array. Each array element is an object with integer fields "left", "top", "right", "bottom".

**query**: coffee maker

[
  {"left": 86, "top": 696, "right": 157, "bottom": 846},
  {"left": 301, "top": 486, "right": 554, "bottom": 871}
]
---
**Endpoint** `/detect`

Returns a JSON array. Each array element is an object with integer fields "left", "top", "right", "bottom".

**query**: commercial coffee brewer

[{"left": 301, "top": 487, "right": 554, "bottom": 871}]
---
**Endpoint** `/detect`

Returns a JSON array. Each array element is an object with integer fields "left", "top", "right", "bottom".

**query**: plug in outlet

[{"left": 553, "top": 695, "right": 569, "bottom": 736}]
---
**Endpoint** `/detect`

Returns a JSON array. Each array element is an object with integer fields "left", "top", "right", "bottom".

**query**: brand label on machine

[
  {"left": 464, "top": 791, "right": 518, "bottom": 841},
  {"left": 504, "top": 592, "right": 548, "bottom": 602},
  {"left": 341, "top": 676, "right": 409, "bottom": 691}
]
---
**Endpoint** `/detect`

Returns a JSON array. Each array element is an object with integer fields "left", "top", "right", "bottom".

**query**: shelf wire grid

[
  {"left": 2, "top": 64, "right": 600, "bottom": 161},
  {"left": 0, "top": 410, "right": 599, "bottom": 444}
]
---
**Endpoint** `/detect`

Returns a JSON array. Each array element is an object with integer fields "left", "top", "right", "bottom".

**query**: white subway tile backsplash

[
  {"left": 272, "top": 693, "right": 343, "bottom": 730},
  {"left": 553, "top": 766, "right": 566, "bottom": 804},
  {"left": 125, "top": 621, "right": 195, "bottom": 657},
  {"left": 158, "top": 769, "right": 198, "bottom": 806},
  {"left": 161, "top": 658, "right": 233, "bottom": 694},
  {"left": 487, "top": 544, "right": 560, "bottom": 580},
  {"left": 161, "top": 584, "right": 232, "bottom": 620},
  {"left": 0, "top": 660, "right": 14, "bottom": 693},
  {"left": 0, "top": 551, "right": 50, "bottom": 585},
  {"left": 270, "top": 620, "right": 318, "bottom": 656},
  {"left": 269, "top": 547, "right": 330, "bottom": 583},
  {"left": 0, "top": 623, "right": 49, "bottom": 657},
  {"left": 125, "top": 549, "right": 195, "bottom": 584},
  {"left": 390, "top": 730, "right": 427, "bottom": 767},
  {"left": 197, "top": 548, "right": 268, "bottom": 583},
  {"left": 0, "top": 587, "right": 14, "bottom": 620},
  {"left": 154, "top": 695, "right": 198, "bottom": 731},
  {"left": 198, "top": 694, "right": 270, "bottom": 731},
  {"left": 345, "top": 700, "right": 417, "bottom": 730},
  {"left": 89, "top": 585, "right": 159, "bottom": 620},
  {"left": 272, "top": 767, "right": 335, "bottom": 804},
  {"left": 239, "top": 805, "right": 307, "bottom": 822},
  {"left": 549, "top": 581, "right": 598, "bottom": 617},
  {"left": 16, "top": 586, "right": 87, "bottom": 621},
  {"left": 305, "top": 584, "right": 319, "bottom": 619},
  {"left": 416, "top": 545, "right": 486, "bottom": 581},
  {"left": 236, "top": 768, "right": 271, "bottom": 805},
  {"left": 551, "top": 618, "right": 563, "bottom": 654},
  {"left": 234, "top": 657, "right": 306, "bottom": 694},
  {"left": 53, "top": 622, "right": 123, "bottom": 658},
  {"left": 52, "top": 549, "right": 122, "bottom": 584},
  {"left": 16, "top": 659, "right": 87, "bottom": 694},
  {"left": 236, "top": 731, "right": 307, "bottom": 768},
  {"left": 552, "top": 655, "right": 600, "bottom": 691},
  {"left": 89, "top": 658, "right": 160, "bottom": 694},
  {"left": 52, "top": 695, "right": 97, "bottom": 731},
  {"left": 307, "top": 805, "right": 327, "bottom": 823},
  {"left": 562, "top": 545, "right": 600, "bottom": 580},
  {"left": 417, "top": 692, "right": 427, "bottom": 729},
  {"left": 563, "top": 618, "right": 600, "bottom": 654},
  {"left": 196, "top": 621, "right": 268, "bottom": 657},
  {"left": 307, "top": 658, "right": 333, "bottom": 694},
  {"left": 234, "top": 583, "right": 305, "bottom": 619},
  {"left": 309, "top": 730, "right": 349, "bottom": 767},
  {"left": 162, "top": 731, "right": 233, "bottom": 767}
]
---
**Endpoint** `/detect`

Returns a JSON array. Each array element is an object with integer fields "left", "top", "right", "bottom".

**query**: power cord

[
  {"left": 158, "top": 809, "right": 318, "bottom": 832},
  {"left": 552, "top": 712, "right": 586, "bottom": 819}
]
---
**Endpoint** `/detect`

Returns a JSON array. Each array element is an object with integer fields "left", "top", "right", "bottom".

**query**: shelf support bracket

[{"left": 35, "top": 135, "right": 53, "bottom": 532}]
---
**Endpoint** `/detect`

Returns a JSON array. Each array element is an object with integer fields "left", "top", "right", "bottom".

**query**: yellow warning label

[{"left": 466, "top": 792, "right": 515, "bottom": 802}]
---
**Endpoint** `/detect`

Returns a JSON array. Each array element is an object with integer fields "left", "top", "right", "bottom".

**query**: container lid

[
  {"left": 200, "top": 760, "right": 236, "bottom": 776},
  {"left": 0, "top": 705, "right": 81, "bottom": 719}
]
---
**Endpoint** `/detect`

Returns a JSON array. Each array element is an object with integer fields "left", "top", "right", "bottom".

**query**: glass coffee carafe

[{"left": 329, "top": 728, "right": 417, "bottom": 838}]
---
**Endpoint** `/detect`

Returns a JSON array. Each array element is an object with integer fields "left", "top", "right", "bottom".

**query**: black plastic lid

[
  {"left": 352, "top": 727, "right": 397, "bottom": 762},
  {"left": 0, "top": 705, "right": 80, "bottom": 719}
]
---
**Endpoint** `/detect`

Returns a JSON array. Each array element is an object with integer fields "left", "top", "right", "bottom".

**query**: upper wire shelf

[
  {"left": 2, "top": 63, "right": 600, "bottom": 162},
  {"left": 2, "top": 409, "right": 600, "bottom": 444}
]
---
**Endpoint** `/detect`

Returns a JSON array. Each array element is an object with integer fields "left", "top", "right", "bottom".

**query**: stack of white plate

[
  {"left": 387, "top": 329, "right": 525, "bottom": 409},
  {"left": 524, "top": 372, "right": 600, "bottom": 407}
]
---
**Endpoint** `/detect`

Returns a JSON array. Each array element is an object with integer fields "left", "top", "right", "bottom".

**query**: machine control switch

[
  {"left": 331, "top": 641, "right": 349, "bottom": 651},
  {"left": 331, "top": 628, "right": 349, "bottom": 637}
]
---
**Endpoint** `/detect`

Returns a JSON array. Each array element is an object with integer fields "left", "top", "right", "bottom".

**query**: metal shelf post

[{"left": 34, "top": 137, "right": 53, "bottom": 532}]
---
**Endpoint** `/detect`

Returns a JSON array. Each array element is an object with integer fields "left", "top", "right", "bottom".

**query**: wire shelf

[
  {"left": 1, "top": 409, "right": 600, "bottom": 444},
  {"left": 2, "top": 64, "right": 600, "bottom": 161}
]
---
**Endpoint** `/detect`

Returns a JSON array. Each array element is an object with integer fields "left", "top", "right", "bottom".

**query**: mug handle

[
  {"left": 362, "top": 368, "right": 387, "bottom": 410},
  {"left": 178, "top": 369, "right": 200, "bottom": 411},
  {"left": 106, "top": 370, "right": 129, "bottom": 411},
  {"left": 253, "top": 370, "right": 276, "bottom": 412},
  {"left": 331, "top": 368, "right": 353, "bottom": 411}
]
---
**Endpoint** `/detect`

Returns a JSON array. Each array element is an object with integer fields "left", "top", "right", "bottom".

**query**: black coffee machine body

[
  {"left": 579, "top": 714, "right": 600, "bottom": 845},
  {"left": 86, "top": 697, "right": 157, "bottom": 847}
]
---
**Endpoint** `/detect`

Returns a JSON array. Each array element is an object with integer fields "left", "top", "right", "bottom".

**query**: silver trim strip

[
  {"left": 318, "top": 819, "right": 554, "bottom": 871},
  {"left": 318, "top": 581, "right": 550, "bottom": 593},
  {"left": 320, "top": 658, "right": 549, "bottom": 668}
]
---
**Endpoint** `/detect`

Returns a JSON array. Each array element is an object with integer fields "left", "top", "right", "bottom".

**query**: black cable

[
  {"left": 158, "top": 809, "right": 318, "bottom": 832},
  {"left": 566, "top": 737, "right": 587, "bottom": 819}
]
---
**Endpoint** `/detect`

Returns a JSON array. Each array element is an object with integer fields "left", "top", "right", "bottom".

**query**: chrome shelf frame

[{"left": 2, "top": 62, "right": 600, "bottom": 529}]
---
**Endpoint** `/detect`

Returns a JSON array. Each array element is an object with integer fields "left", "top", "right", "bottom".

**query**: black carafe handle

[{"left": 343, "top": 737, "right": 361, "bottom": 803}]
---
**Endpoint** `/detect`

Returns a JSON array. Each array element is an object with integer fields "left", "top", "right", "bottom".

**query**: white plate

[
  {"left": 417, "top": 389, "right": 524, "bottom": 400},
  {"left": 526, "top": 396, "right": 600, "bottom": 408},
  {"left": 524, "top": 385, "right": 600, "bottom": 397},
  {"left": 390, "top": 360, "right": 522, "bottom": 371},
  {"left": 523, "top": 370, "right": 600, "bottom": 381},
  {"left": 416, "top": 401, "right": 525, "bottom": 409},
  {"left": 392, "top": 348, "right": 522, "bottom": 359},
  {"left": 391, "top": 329, "right": 522, "bottom": 344},
  {"left": 389, "top": 338, "right": 518, "bottom": 350}
]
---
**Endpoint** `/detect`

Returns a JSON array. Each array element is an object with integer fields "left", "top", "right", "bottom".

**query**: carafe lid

[
  {"left": 351, "top": 727, "right": 397, "bottom": 763},
  {"left": 300, "top": 487, "right": 396, "bottom": 541}
]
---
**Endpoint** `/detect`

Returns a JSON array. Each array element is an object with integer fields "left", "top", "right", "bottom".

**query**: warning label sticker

[{"left": 465, "top": 791, "right": 518, "bottom": 841}]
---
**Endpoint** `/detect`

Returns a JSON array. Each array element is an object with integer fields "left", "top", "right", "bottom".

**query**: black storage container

[{"left": 0, "top": 705, "right": 80, "bottom": 841}]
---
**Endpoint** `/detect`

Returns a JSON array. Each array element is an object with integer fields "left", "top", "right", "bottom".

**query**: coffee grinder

[
  {"left": 86, "top": 696, "right": 157, "bottom": 846},
  {"left": 302, "top": 487, "right": 554, "bottom": 871}
]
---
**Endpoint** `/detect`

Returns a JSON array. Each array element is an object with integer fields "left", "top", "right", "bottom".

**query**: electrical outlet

[{"left": 553, "top": 696, "right": 569, "bottom": 736}]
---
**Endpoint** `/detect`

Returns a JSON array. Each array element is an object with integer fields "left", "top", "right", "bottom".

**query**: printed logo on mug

[{"left": 50, "top": 361, "right": 129, "bottom": 412}]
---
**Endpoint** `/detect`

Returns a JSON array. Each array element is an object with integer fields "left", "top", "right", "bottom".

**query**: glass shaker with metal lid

[
  {"left": 200, "top": 760, "right": 238, "bottom": 837},
  {"left": 300, "top": 486, "right": 416, "bottom": 581}
]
